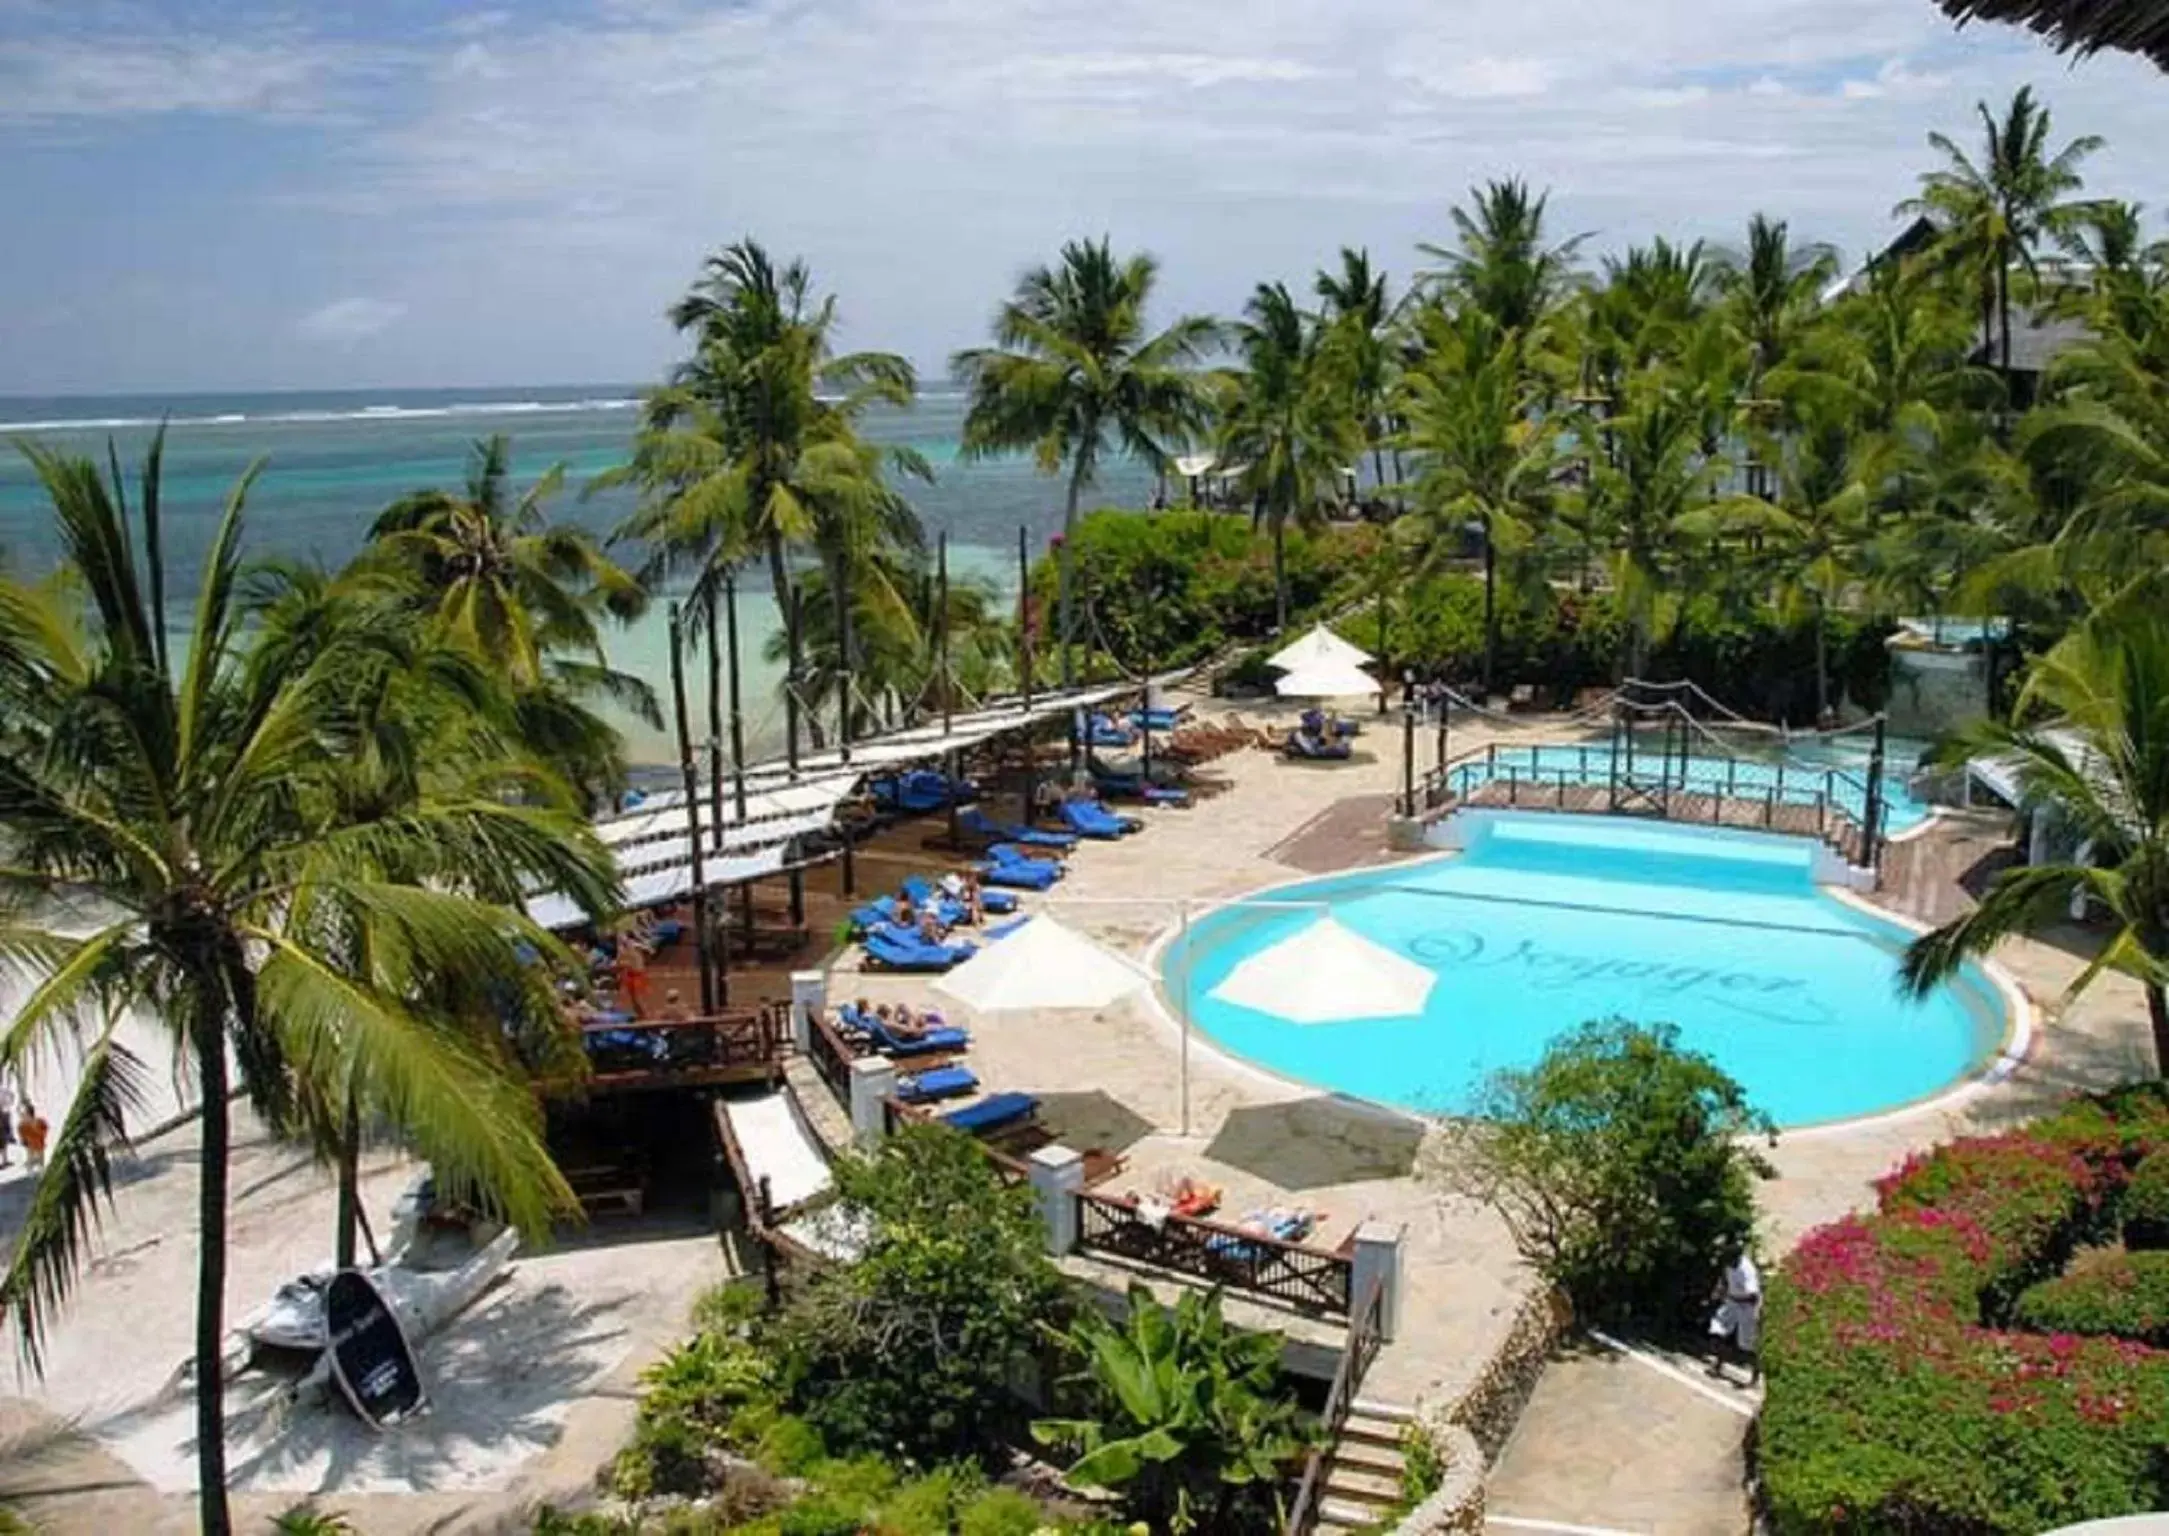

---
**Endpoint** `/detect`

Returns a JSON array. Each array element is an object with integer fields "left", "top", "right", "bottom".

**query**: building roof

[
  {"left": 1933, "top": 0, "right": 2169, "bottom": 69},
  {"left": 1972, "top": 307, "right": 2094, "bottom": 375}
]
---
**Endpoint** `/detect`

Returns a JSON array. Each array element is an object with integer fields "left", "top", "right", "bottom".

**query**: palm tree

[
  {"left": 1217, "top": 282, "right": 1359, "bottom": 632},
  {"left": 1903, "top": 85, "right": 2104, "bottom": 378},
  {"left": 368, "top": 434, "right": 649, "bottom": 690},
  {"left": 1581, "top": 379, "right": 1727, "bottom": 677},
  {"left": 953, "top": 237, "right": 1218, "bottom": 686},
  {"left": 1398, "top": 307, "right": 1557, "bottom": 692},
  {"left": 1314, "top": 247, "right": 1401, "bottom": 502},
  {"left": 1722, "top": 214, "right": 1839, "bottom": 389},
  {"left": 1421, "top": 179, "right": 1585, "bottom": 341},
  {"left": 0, "top": 439, "right": 616, "bottom": 1534},
  {"left": 1902, "top": 589, "right": 2169, "bottom": 1073}
]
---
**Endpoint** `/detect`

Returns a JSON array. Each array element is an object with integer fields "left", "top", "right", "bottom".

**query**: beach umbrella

[
  {"left": 1273, "top": 658, "right": 1382, "bottom": 700},
  {"left": 1208, "top": 917, "right": 1435, "bottom": 1024},
  {"left": 1269, "top": 624, "right": 1373, "bottom": 672},
  {"left": 935, "top": 916, "right": 1147, "bottom": 1014},
  {"left": 1204, "top": 1097, "right": 1426, "bottom": 1189}
]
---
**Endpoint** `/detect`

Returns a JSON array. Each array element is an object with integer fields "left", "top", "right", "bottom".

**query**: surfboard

[{"left": 324, "top": 1268, "right": 426, "bottom": 1428}]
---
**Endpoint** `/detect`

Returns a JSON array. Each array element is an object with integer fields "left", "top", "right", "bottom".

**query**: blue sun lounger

[
  {"left": 863, "top": 930, "right": 976, "bottom": 971},
  {"left": 839, "top": 1003, "right": 970, "bottom": 1056},
  {"left": 1130, "top": 707, "right": 1184, "bottom": 731},
  {"left": 898, "top": 874, "right": 1019, "bottom": 919},
  {"left": 959, "top": 807, "right": 1078, "bottom": 850},
  {"left": 897, "top": 1064, "right": 979, "bottom": 1103},
  {"left": 1059, "top": 800, "right": 1134, "bottom": 839},
  {"left": 941, "top": 1092, "right": 1040, "bottom": 1135},
  {"left": 977, "top": 846, "right": 1061, "bottom": 890}
]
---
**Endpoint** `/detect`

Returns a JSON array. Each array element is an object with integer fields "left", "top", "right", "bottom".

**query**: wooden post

[{"left": 669, "top": 603, "right": 717, "bottom": 1015}]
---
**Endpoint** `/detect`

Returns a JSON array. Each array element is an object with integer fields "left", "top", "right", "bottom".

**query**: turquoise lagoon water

[
  {"left": 1458, "top": 734, "right": 1937, "bottom": 833},
  {"left": 1165, "top": 813, "right": 2006, "bottom": 1127}
]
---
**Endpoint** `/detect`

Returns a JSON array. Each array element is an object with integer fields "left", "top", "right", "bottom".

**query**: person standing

[
  {"left": 18, "top": 1102, "right": 48, "bottom": 1174},
  {"left": 0, "top": 1078, "right": 14, "bottom": 1168},
  {"left": 1709, "top": 1248, "right": 1763, "bottom": 1385}
]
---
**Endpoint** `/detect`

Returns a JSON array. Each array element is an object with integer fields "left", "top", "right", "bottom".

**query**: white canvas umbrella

[
  {"left": 1208, "top": 918, "right": 1435, "bottom": 1023},
  {"left": 1269, "top": 624, "right": 1373, "bottom": 673},
  {"left": 935, "top": 916, "right": 1148, "bottom": 1014},
  {"left": 1274, "top": 658, "right": 1381, "bottom": 699}
]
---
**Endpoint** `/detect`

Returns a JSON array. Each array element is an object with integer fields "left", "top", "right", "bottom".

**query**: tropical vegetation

[{"left": 1762, "top": 1085, "right": 2169, "bottom": 1531}]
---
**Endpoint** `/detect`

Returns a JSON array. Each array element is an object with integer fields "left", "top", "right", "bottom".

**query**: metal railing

[
  {"left": 1075, "top": 1191, "right": 1353, "bottom": 1318},
  {"left": 1285, "top": 1276, "right": 1389, "bottom": 1536}
]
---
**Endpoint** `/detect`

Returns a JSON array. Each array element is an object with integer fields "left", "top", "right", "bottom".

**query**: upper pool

[
  {"left": 1462, "top": 734, "right": 1938, "bottom": 833},
  {"left": 1163, "top": 813, "right": 2008, "bottom": 1128}
]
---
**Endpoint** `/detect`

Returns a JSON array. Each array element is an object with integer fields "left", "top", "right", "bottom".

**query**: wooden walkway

[{"left": 1452, "top": 779, "right": 1872, "bottom": 866}]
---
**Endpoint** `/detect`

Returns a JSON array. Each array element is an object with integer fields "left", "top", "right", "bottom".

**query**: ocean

[{"left": 0, "top": 385, "right": 1156, "bottom": 764}]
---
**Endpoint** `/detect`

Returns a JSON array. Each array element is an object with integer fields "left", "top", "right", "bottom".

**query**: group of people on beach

[{"left": 0, "top": 1078, "right": 50, "bottom": 1173}]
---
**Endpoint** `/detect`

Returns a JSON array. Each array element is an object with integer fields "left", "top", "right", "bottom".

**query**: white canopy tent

[
  {"left": 1208, "top": 918, "right": 1435, "bottom": 1023},
  {"left": 1269, "top": 624, "right": 1372, "bottom": 673},
  {"left": 934, "top": 917, "right": 1148, "bottom": 1015},
  {"left": 1275, "top": 658, "right": 1382, "bottom": 699}
]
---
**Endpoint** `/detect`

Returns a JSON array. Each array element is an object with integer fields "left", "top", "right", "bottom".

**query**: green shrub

[
  {"left": 774, "top": 1123, "right": 1069, "bottom": 1464},
  {"left": 2015, "top": 1251, "right": 2169, "bottom": 1344},
  {"left": 955, "top": 1487, "right": 1052, "bottom": 1536},
  {"left": 753, "top": 1415, "right": 827, "bottom": 1477},
  {"left": 777, "top": 1494, "right": 866, "bottom": 1536},
  {"left": 2125, "top": 1153, "right": 2169, "bottom": 1249},
  {"left": 1760, "top": 1086, "right": 2169, "bottom": 1533},
  {"left": 1430, "top": 1019, "right": 1774, "bottom": 1329}
]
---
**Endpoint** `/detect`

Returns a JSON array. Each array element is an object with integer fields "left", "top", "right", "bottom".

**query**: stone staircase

[{"left": 1313, "top": 1399, "right": 1413, "bottom": 1533}]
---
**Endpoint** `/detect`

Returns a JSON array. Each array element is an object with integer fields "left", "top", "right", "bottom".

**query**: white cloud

[
  {"left": 1840, "top": 56, "right": 1955, "bottom": 99},
  {"left": 1397, "top": 54, "right": 1560, "bottom": 99},
  {"left": 296, "top": 297, "right": 407, "bottom": 344},
  {"left": 0, "top": 32, "right": 368, "bottom": 122}
]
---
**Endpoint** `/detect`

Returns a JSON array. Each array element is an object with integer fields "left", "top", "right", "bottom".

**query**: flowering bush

[
  {"left": 1760, "top": 1086, "right": 2169, "bottom": 1532},
  {"left": 2123, "top": 1153, "right": 2169, "bottom": 1249},
  {"left": 2016, "top": 1253, "right": 2169, "bottom": 1345}
]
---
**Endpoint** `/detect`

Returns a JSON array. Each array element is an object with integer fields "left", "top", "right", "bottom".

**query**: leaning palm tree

[
  {"left": 1903, "top": 588, "right": 2169, "bottom": 1073},
  {"left": 0, "top": 439, "right": 618, "bottom": 1534},
  {"left": 952, "top": 237, "right": 1219, "bottom": 687},
  {"left": 1217, "top": 282, "right": 1359, "bottom": 633},
  {"left": 1397, "top": 306, "right": 1557, "bottom": 693},
  {"left": 1901, "top": 85, "right": 2103, "bottom": 378}
]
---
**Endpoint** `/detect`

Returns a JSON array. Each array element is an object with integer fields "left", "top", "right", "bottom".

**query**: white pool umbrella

[
  {"left": 1208, "top": 917, "right": 1434, "bottom": 1023},
  {"left": 1274, "top": 658, "right": 1381, "bottom": 699},
  {"left": 935, "top": 916, "right": 1147, "bottom": 1013},
  {"left": 1269, "top": 624, "right": 1373, "bottom": 672}
]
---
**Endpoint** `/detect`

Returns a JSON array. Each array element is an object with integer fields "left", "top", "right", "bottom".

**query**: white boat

[{"left": 244, "top": 1228, "right": 519, "bottom": 1353}]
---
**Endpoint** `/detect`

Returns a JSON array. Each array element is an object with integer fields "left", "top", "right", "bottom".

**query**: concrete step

[
  {"left": 1327, "top": 1440, "right": 1406, "bottom": 1480},
  {"left": 1318, "top": 1497, "right": 1386, "bottom": 1531},
  {"left": 1323, "top": 1461, "right": 1405, "bottom": 1505}
]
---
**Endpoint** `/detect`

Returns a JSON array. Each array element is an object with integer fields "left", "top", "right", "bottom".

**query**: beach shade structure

[
  {"left": 1268, "top": 624, "right": 1373, "bottom": 673},
  {"left": 1031, "top": 1089, "right": 1157, "bottom": 1155},
  {"left": 1207, "top": 917, "right": 1435, "bottom": 1024},
  {"left": 1203, "top": 1096, "right": 1427, "bottom": 1190},
  {"left": 934, "top": 915, "right": 1147, "bottom": 1015},
  {"left": 1274, "top": 658, "right": 1382, "bottom": 700}
]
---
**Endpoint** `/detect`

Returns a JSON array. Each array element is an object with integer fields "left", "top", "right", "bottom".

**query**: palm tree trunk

[
  {"left": 1481, "top": 518, "right": 1499, "bottom": 697},
  {"left": 1370, "top": 443, "right": 1389, "bottom": 509},
  {"left": 1059, "top": 454, "right": 1088, "bottom": 692},
  {"left": 2148, "top": 981, "right": 2169, "bottom": 1081},
  {"left": 1273, "top": 516, "right": 1288, "bottom": 634},
  {"left": 705, "top": 587, "right": 724, "bottom": 832},
  {"left": 1996, "top": 255, "right": 2013, "bottom": 379},
  {"left": 335, "top": 1086, "right": 360, "bottom": 1271},
  {"left": 831, "top": 556, "right": 854, "bottom": 745},
  {"left": 1814, "top": 599, "right": 1830, "bottom": 725},
  {"left": 193, "top": 973, "right": 234, "bottom": 1536},
  {"left": 769, "top": 534, "right": 800, "bottom": 772}
]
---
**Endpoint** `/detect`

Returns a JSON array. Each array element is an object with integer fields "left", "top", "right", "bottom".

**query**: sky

[{"left": 0, "top": 0, "right": 2163, "bottom": 396}]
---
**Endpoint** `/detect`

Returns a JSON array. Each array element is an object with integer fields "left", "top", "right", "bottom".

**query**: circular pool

[{"left": 1162, "top": 813, "right": 2011, "bottom": 1128}]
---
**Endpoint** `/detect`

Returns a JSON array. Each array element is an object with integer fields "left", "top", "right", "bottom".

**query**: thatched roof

[{"left": 1934, "top": 0, "right": 2169, "bottom": 69}]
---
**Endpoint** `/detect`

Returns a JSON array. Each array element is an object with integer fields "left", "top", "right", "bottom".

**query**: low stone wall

[
  {"left": 1389, "top": 1286, "right": 1571, "bottom": 1536},
  {"left": 1389, "top": 1425, "right": 1486, "bottom": 1534}
]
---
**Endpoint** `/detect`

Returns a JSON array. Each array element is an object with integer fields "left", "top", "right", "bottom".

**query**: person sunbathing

[
  {"left": 894, "top": 896, "right": 917, "bottom": 928},
  {"left": 886, "top": 1007, "right": 929, "bottom": 1041},
  {"left": 916, "top": 910, "right": 946, "bottom": 944}
]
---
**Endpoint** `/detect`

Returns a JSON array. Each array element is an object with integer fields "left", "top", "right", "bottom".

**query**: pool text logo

[{"left": 1406, "top": 929, "right": 1834, "bottom": 1027}]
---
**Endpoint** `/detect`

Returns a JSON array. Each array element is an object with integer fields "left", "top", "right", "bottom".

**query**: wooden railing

[
  {"left": 807, "top": 1009, "right": 858, "bottom": 1105},
  {"left": 1285, "top": 1277, "right": 1389, "bottom": 1536},
  {"left": 1075, "top": 1191, "right": 1353, "bottom": 1319},
  {"left": 572, "top": 1007, "right": 785, "bottom": 1092},
  {"left": 883, "top": 1095, "right": 1034, "bottom": 1187}
]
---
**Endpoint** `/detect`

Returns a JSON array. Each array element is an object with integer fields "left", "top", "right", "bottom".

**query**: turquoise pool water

[
  {"left": 1165, "top": 813, "right": 2006, "bottom": 1127},
  {"left": 1458, "top": 737, "right": 1936, "bottom": 833}
]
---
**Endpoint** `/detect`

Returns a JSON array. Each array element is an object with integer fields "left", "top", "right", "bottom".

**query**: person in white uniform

[{"left": 1709, "top": 1249, "right": 1762, "bottom": 1384}]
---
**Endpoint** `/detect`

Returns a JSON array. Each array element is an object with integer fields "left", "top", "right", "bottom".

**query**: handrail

[
  {"left": 1075, "top": 1190, "right": 1353, "bottom": 1318},
  {"left": 806, "top": 1010, "right": 859, "bottom": 1105},
  {"left": 1285, "top": 1276, "right": 1389, "bottom": 1536}
]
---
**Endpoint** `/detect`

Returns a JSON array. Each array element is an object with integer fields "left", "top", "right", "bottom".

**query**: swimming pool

[
  {"left": 1163, "top": 813, "right": 2009, "bottom": 1128},
  {"left": 1457, "top": 735, "right": 1938, "bottom": 833}
]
